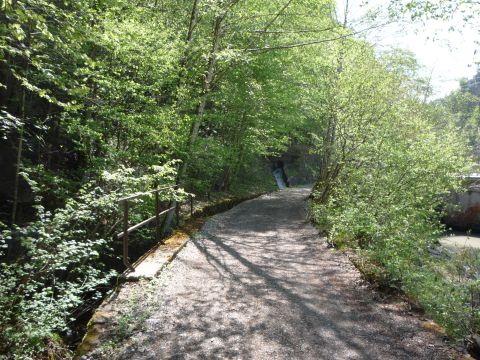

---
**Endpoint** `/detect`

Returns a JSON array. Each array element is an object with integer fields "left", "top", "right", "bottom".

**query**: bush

[
  {"left": 0, "top": 162, "right": 182, "bottom": 358},
  {"left": 311, "top": 122, "right": 477, "bottom": 339},
  {"left": 309, "top": 45, "right": 476, "bottom": 341}
]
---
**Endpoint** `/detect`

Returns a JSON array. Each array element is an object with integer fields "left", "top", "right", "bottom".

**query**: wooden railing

[{"left": 116, "top": 185, "right": 192, "bottom": 271}]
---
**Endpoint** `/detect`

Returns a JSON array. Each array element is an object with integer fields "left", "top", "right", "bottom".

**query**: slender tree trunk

[
  {"left": 186, "top": 0, "right": 199, "bottom": 42},
  {"left": 170, "top": 0, "right": 199, "bottom": 105},
  {"left": 162, "top": 10, "right": 226, "bottom": 236},
  {"left": 225, "top": 111, "right": 248, "bottom": 189},
  {"left": 11, "top": 89, "right": 26, "bottom": 225},
  {"left": 0, "top": 1, "right": 13, "bottom": 109},
  {"left": 313, "top": 1, "right": 349, "bottom": 203},
  {"left": 177, "top": 13, "right": 225, "bottom": 183},
  {"left": 11, "top": 14, "right": 32, "bottom": 225}
]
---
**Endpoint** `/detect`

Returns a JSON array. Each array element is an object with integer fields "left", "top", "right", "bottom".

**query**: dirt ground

[{"left": 89, "top": 187, "right": 463, "bottom": 360}]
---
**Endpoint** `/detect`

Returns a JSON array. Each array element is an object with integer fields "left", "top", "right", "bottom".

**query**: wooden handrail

[
  {"left": 118, "top": 184, "right": 178, "bottom": 203},
  {"left": 116, "top": 206, "right": 175, "bottom": 239},
  {"left": 118, "top": 184, "right": 190, "bottom": 271}
]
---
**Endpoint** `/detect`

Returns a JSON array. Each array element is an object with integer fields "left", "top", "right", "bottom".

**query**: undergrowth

[{"left": 312, "top": 197, "right": 480, "bottom": 340}]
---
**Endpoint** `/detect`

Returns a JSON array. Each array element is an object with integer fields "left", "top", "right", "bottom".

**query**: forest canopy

[{"left": 0, "top": 0, "right": 478, "bottom": 358}]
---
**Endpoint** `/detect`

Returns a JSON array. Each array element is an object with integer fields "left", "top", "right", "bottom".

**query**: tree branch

[
  {"left": 261, "top": 0, "right": 294, "bottom": 33},
  {"left": 246, "top": 23, "right": 389, "bottom": 53},
  {"left": 248, "top": 26, "right": 339, "bottom": 34}
]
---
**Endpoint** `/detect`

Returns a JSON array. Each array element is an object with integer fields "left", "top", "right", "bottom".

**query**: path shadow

[{"left": 120, "top": 189, "right": 449, "bottom": 360}]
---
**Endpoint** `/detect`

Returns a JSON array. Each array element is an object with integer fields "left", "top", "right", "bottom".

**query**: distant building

[{"left": 444, "top": 173, "right": 480, "bottom": 230}]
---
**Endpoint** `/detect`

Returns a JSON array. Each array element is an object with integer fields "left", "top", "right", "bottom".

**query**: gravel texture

[{"left": 108, "top": 187, "right": 457, "bottom": 360}]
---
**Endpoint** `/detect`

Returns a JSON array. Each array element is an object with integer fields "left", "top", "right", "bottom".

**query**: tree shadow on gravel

[{"left": 120, "top": 189, "right": 450, "bottom": 360}]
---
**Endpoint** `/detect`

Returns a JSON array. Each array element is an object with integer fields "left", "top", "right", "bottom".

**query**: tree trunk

[
  {"left": 161, "top": 11, "right": 226, "bottom": 236},
  {"left": 11, "top": 92, "right": 25, "bottom": 225},
  {"left": 177, "top": 13, "right": 225, "bottom": 182},
  {"left": 313, "top": 2, "right": 349, "bottom": 203}
]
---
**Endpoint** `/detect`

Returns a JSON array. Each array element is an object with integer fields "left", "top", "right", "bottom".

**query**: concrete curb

[{"left": 76, "top": 233, "right": 192, "bottom": 358}]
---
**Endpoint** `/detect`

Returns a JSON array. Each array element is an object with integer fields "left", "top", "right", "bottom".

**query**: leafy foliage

[
  {"left": 0, "top": 163, "right": 181, "bottom": 357},
  {"left": 1, "top": 0, "right": 479, "bottom": 357},
  {"left": 440, "top": 69, "right": 480, "bottom": 160},
  {"left": 309, "top": 39, "right": 474, "bottom": 338}
]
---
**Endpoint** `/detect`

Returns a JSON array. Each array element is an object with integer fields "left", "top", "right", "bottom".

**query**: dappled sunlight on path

[{"left": 112, "top": 188, "right": 453, "bottom": 360}]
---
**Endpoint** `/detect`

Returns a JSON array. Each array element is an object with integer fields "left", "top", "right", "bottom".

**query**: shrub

[{"left": 0, "top": 162, "right": 182, "bottom": 358}]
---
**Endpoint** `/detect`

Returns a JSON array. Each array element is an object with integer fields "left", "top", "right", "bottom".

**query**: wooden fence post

[{"left": 122, "top": 201, "right": 133, "bottom": 270}]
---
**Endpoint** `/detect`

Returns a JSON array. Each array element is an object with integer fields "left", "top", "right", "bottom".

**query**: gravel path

[{"left": 112, "top": 187, "right": 454, "bottom": 360}]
